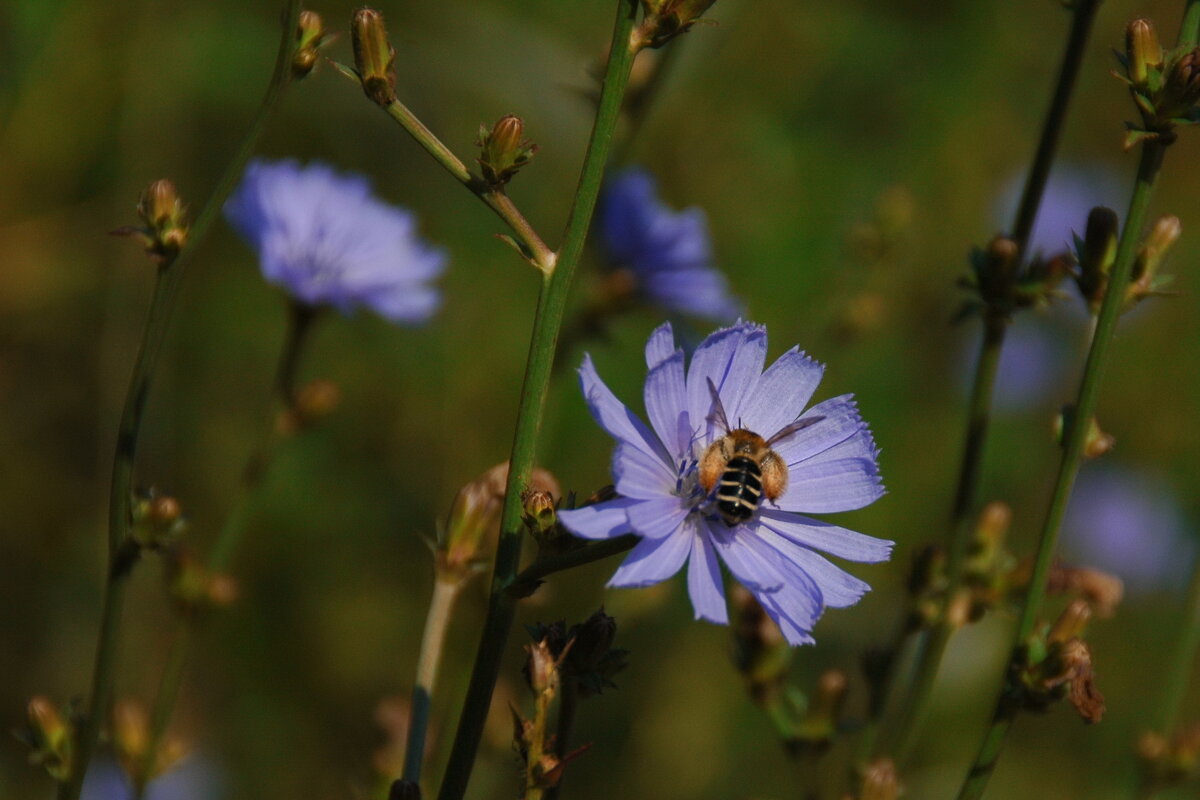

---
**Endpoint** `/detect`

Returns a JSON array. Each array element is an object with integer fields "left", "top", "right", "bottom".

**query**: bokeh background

[{"left": 2, "top": 0, "right": 1199, "bottom": 797}]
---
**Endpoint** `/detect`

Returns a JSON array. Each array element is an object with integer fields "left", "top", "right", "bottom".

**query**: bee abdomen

[{"left": 715, "top": 455, "right": 762, "bottom": 526}]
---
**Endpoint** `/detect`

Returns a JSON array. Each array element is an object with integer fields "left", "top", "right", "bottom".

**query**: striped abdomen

[{"left": 715, "top": 455, "right": 763, "bottom": 526}]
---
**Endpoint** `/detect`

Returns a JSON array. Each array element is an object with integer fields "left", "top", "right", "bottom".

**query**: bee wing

[
  {"left": 705, "top": 377, "right": 732, "bottom": 434},
  {"left": 764, "top": 415, "right": 825, "bottom": 447}
]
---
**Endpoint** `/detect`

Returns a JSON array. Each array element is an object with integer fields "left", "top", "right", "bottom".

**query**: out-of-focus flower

[
  {"left": 598, "top": 169, "right": 741, "bottom": 322},
  {"left": 994, "top": 166, "right": 1124, "bottom": 257},
  {"left": 956, "top": 316, "right": 1075, "bottom": 413},
  {"left": 1061, "top": 466, "right": 1194, "bottom": 594},
  {"left": 81, "top": 757, "right": 221, "bottom": 800},
  {"left": 558, "top": 322, "right": 891, "bottom": 645},
  {"left": 224, "top": 160, "right": 446, "bottom": 324}
]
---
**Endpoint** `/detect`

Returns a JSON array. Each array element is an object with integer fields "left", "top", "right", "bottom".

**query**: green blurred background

[{"left": 3, "top": 0, "right": 1200, "bottom": 797}]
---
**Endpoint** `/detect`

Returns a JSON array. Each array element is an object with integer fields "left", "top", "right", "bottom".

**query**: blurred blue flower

[
  {"left": 558, "top": 321, "right": 891, "bottom": 645},
  {"left": 83, "top": 758, "right": 222, "bottom": 800},
  {"left": 956, "top": 316, "right": 1077, "bottom": 414},
  {"left": 1061, "top": 466, "right": 1194, "bottom": 594},
  {"left": 994, "top": 165, "right": 1124, "bottom": 257},
  {"left": 224, "top": 159, "right": 446, "bottom": 324},
  {"left": 599, "top": 169, "right": 742, "bottom": 322}
]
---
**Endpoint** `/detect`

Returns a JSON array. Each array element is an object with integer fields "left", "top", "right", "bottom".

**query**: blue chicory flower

[
  {"left": 224, "top": 159, "right": 446, "bottom": 324},
  {"left": 558, "top": 321, "right": 891, "bottom": 645},
  {"left": 1061, "top": 466, "right": 1194, "bottom": 594},
  {"left": 599, "top": 169, "right": 742, "bottom": 322}
]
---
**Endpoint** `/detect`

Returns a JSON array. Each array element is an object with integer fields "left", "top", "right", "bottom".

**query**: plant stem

[
  {"left": 436, "top": 4, "right": 641, "bottom": 798},
  {"left": 873, "top": 0, "right": 1100, "bottom": 764},
  {"left": 134, "top": 299, "right": 314, "bottom": 795},
  {"left": 1151, "top": 550, "right": 1200, "bottom": 735},
  {"left": 543, "top": 680, "right": 579, "bottom": 800},
  {"left": 381, "top": 100, "right": 555, "bottom": 270},
  {"left": 58, "top": 5, "right": 301, "bottom": 798},
  {"left": 402, "top": 578, "right": 463, "bottom": 784},
  {"left": 956, "top": 139, "right": 1168, "bottom": 800},
  {"left": 133, "top": 623, "right": 192, "bottom": 799}
]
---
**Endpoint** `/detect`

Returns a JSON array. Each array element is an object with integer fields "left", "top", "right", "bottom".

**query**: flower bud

[
  {"left": 1126, "top": 19, "right": 1163, "bottom": 91},
  {"left": 130, "top": 490, "right": 186, "bottom": 550},
  {"left": 1048, "top": 599, "right": 1092, "bottom": 645},
  {"left": 525, "top": 638, "right": 560, "bottom": 695},
  {"left": 293, "top": 10, "right": 327, "bottom": 78},
  {"left": 284, "top": 379, "right": 342, "bottom": 431},
  {"left": 24, "top": 696, "right": 73, "bottom": 781},
  {"left": 352, "top": 8, "right": 397, "bottom": 106},
  {"left": 1054, "top": 407, "right": 1114, "bottom": 459},
  {"left": 440, "top": 462, "right": 560, "bottom": 580},
  {"left": 113, "top": 699, "right": 186, "bottom": 786},
  {"left": 860, "top": 758, "right": 900, "bottom": 800},
  {"left": 1075, "top": 206, "right": 1119, "bottom": 314},
  {"left": 1128, "top": 214, "right": 1180, "bottom": 308},
  {"left": 809, "top": 669, "right": 848, "bottom": 729},
  {"left": 1161, "top": 48, "right": 1200, "bottom": 118},
  {"left": 166, "top": 548, "right": 238, "bottom": 611},
  {"left": 522, "top": 488, "right": 558, "bottom": 541},
  {"left": 638, "top": 0, "right": 719, "bottom": 49},
  {"left": 114, "top": 180, "right": 190, "bottom": 266},
  {"left": 477, "top": 115, "right": 538, "bottom": 186}
]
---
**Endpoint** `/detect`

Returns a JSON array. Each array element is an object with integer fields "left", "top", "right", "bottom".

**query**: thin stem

[
  {"left": 133, "top": 623, "right": 192, "bottom": 799},
  {"left": 543, "top": 680, "right": 579, "bottom": 800},
  {"left": 401, "top": 578, "right": 463, "bottom": 784},
  {"left": 59, "top": 5, "right": 301, "bottom": 797},
  {"left": 381, "top": 100, "right": 555, "bottom": 269},
  {"left": 436, "top": 4, "right": 641, "bottom": 799},
  {"left": 135, "top": 299, "right": 314, "bottom": 787},
  {"left": 1150, "top": 547, "right": 1200, "bottom": 735},
  {"left": 956, "top": 141, "right": 1168, "bottom": 800},
  {"left": 873, "top": 0, "right": 1100, "bottom": 765}
]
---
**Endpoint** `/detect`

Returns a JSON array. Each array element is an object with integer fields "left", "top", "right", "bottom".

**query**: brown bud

[
  {"left": 525, "top": 638, "right": 560, "bottom": 694},
  {"left": 293, "top": 10, "right": 326, "bottom": 78},
  {"left": 291, "top": 379, "right": 342, "bottom": 428},
  {"left": 1048, "top": 599, "right": 1092, "bottom": 645},
  {"left": 861, "top": 758, "right": 900, "bottom": 800},
  {"left": 477, "top": 115, "right": 538, "bottom": 186},
  {"left": 352, "top": 8, "right": 397, "bottom": 106}
]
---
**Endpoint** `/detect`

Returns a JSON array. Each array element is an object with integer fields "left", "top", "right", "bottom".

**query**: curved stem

[
  {"left": 1182, "top": 0, "right": 1200, "bottom": 49},
  {"left": 401, "top": 578, "right": 463, "bottom": 785},
  {"left": 873, "top": 0, "right": 1100, "bottom": 765},
  {"left": 956, "top": 140, "right": 1168, "bottom": 800},
  {"left": 133, "top": 623, "right": 192, "bottom": 799},
  {"left": 436, "top": 4, "right": 641, "bottom": 799},
  {"left": 1152, "top": 551, "right": 1200, "bottom": 735},
  {"left": 543, "top": 680, "right": 579, "bottom": 800},
  {"left": 380, "top": 99, "right": 555, "bottom": 269},
  {"left": 59, "top": 5, "right": 301, "bottom": 798}
]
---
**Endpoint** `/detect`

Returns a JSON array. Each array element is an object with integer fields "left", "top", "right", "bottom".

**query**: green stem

[
  {"left": 1151, "top": 549, "right": 1200, "bottom": 735},
  {"left": 874, "top": 0, "right": 1101, "bottom": 765},
  {"left": 956, "top": 140, "right": 1168, "bottom": 800},
  {"left": 58, "top": 5, "right": 301, "bottom": 797},
  {"left": 401, "top": 578, "right": 463, "bottom": 785},
  {"left": 543, "top": 680, "right": 579, "bottom": 800},
  {"left": 133, "top": 624, "right": 192, "bottom": 799},
  {"left": 380, "top": 100, "right": 555, "bottom": 269},
  {"left": 436, "top": 4, "right": 641, "bottom": 799}
]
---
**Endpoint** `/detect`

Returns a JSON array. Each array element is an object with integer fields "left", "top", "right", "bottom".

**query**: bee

[{"left": 698, "top": 379, "right": 822, "bottom": 526}]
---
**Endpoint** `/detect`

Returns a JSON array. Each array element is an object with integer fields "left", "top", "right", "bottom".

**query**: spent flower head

[
  {"left": 224, "top": 159, "right": 446, "bottom": 324},
  {"left": 558, "top": 322, "right": 891, "bottom": 645},
  {"left": 599, "top": 169, "right": 742, "bottom": 322}
]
